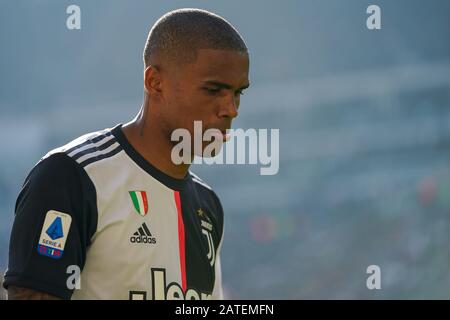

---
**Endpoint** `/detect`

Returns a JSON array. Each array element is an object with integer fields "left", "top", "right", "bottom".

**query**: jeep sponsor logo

[{"left": 152, "top": 268, "right": 211, "bottom": 300}]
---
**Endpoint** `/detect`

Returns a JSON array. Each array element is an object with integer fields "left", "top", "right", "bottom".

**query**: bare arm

[{"left": 7, "top": 286, "right": 62, "bottom": 300}]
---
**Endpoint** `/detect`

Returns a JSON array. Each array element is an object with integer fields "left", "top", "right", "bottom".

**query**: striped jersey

[{"left": 3, "top": 124, "right": 224, "bottom": 300}]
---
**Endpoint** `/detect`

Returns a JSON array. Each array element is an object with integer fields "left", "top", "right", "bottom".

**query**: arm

[
  {"left": 3, "top": 153, "right": 97, "bottom": 300},
  {"left": 7, "top": 286, "right": 62, "bottom": 300}
]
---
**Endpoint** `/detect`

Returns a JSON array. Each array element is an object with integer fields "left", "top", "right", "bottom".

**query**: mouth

[
  {"left": 220, "top": 129, "right": 231, "bottom": 142},
  {"left": 208, "top": 128, "right": 230, "bottom": 142}
]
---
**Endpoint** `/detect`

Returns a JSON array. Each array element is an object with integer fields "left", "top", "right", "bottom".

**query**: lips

[
  {"left": 219, "top": 128, "right": 232, "bottom": 142},
  {"left": 207, "top": 128, "right": 230, "bottom": 142},
  {"left": 222, "top": 131, "right": 231, "bottom": 142},
  {"left": 214, "top": 130, "right": 229, "bottom": 142}
]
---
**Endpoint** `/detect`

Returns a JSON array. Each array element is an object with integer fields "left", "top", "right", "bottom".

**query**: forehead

[{"left": 186, "top": 49, "right": 249, "bottom": 84}]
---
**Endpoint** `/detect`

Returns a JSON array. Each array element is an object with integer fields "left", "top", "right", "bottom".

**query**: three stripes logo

[
  {"left": 66, "top": 131, "right": 123, "bottom": 168},
  {"left": 130, "top": 222, "right": 156, "bottom": 244},
  {"left": 129, "top": 191, "right": 149, "bottom": 216}
]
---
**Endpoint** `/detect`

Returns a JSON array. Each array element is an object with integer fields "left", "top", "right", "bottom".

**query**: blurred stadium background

[{"left": 1, "top": 0, "right": 450, "bottom": 299}]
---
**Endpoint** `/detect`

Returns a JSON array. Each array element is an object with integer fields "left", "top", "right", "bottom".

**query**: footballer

[{"left": 3, "top": 8, "right": 250, "bottom": 300}]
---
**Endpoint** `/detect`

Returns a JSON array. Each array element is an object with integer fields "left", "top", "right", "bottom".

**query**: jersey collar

[{"left": 112, "top": 124, "right": 190, "bottom": 191}]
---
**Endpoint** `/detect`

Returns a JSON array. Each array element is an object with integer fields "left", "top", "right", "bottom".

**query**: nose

[{"left": 218, "top": 94, "right": 239, "bottom": 119}]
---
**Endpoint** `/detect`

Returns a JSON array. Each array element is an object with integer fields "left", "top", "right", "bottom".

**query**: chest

[{"left": 82, "top": 177, "right": 218, "bottom": 298}]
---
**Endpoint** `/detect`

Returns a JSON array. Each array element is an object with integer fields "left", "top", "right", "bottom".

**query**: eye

[
  {"left": 204, "top": 87, "right": 221, "bottom": 95},
  {"left": 235, "top": 89, "right": 245, "bottom": 96}
]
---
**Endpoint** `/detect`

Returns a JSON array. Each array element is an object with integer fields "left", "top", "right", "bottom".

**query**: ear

[{"left": 144, "top": 65, "right": 162, "bottom": 96}]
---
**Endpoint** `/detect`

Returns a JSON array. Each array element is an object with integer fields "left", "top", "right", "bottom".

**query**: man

[{"left": 3, "top": 8, "right": 250, "bottom": 300}]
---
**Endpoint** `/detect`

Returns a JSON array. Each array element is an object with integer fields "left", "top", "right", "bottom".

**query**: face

[{"left": 157, "top": 48, "right": 250, "bottom": 156}]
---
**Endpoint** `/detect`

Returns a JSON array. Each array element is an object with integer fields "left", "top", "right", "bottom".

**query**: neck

[{"left": 121, "top": 104, "right": 191, "bottom": 180}]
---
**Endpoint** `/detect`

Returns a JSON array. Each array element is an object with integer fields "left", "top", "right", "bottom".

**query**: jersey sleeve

[{"left": 2, "top": 152, "right": 98, "bottom": 299}]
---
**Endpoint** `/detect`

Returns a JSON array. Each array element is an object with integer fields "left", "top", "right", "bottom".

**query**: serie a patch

[{"left": 37, "top": 210, "right": 72, "bottom": 259}]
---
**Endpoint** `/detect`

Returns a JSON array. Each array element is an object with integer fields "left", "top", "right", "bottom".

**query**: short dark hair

[{"left": 143, "top": 8, "right": 248, "bottom": 67}]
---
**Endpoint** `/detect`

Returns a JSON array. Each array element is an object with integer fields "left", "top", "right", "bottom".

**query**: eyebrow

[{"left": 203, "top": 80, "right": 250, "bottom": 91}]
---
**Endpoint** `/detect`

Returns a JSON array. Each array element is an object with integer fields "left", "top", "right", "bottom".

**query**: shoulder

[
  {"left": 24, "top": 152, "right": 84, "bottom": 194},
  {"left": 25, "top": 126, "right": 117, "bottom": 189},
  {"left": 188, "top": 171, "right": 224, "bottom": 229},
  {"left": 43, "top": 126, "right": 121, "bottom": 169},
  {"left": 189, "top": 171, "right": 213, "bottom": 191},
  {"left": 13, "top": 130, "right": 108, "bottom": 242},
  {"left": 26, "top": 125, "right": 121, "bottom": 184},
  {"left": 15, "top": 127, "right": 119, "bottom": 214},
  {"left": 189, "top": 171, "right": 221, "bottom": 205}
]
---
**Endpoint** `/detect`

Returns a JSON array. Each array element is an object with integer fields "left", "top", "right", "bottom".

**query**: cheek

[
  {"left": 185, "top": 93, "right": 217, "bottom": 118},
  {"left": 166, "top": 97, "right": 201, "bottom": 131},
  {"left": 165, "top": 87, "right": 218, "bottom": 129},
  {"left": 165, "top": 85, "right": 192, "bottom": 116}
]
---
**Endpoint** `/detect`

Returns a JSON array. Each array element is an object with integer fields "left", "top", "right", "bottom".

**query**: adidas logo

[{"left": 130, "top": 223, "right": 156, "bottom": 244}]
